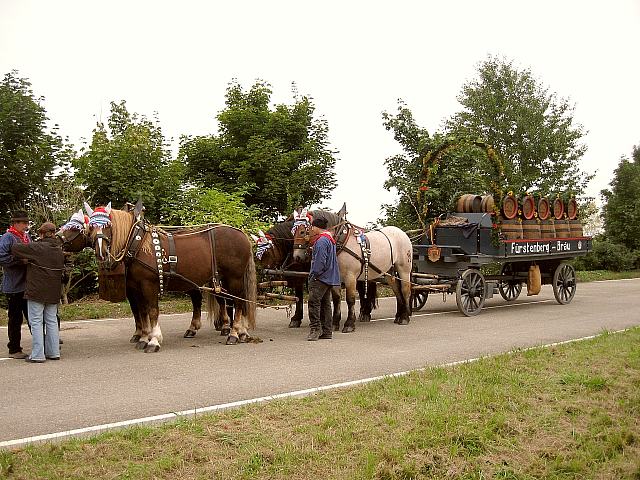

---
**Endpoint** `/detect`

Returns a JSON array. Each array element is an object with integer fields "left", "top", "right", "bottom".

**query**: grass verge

[{"left": 1, "top": 328, "right": 639, "bottom": 479}]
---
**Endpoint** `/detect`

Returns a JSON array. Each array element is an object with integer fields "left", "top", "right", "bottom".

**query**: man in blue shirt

[
  {"left": 0, "top": 211, "right": 31, "bottom": 358},
  {"left": 307, "top": 217, "right": 340, "bottom": 341}
]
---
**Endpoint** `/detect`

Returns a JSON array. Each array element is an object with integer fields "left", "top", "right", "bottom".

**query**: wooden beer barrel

[
  {"left": 480, "top": 195, "right": 495, "bottom": 213},
  {"left": 500, "top": 218, "right": 523, "bottom": 240},
  {"left": 553, "top": 197, "right": 565, "bottom": 220},
  {"left": 537, "top": 197, "right": 550, "bottom": 220},
  {"left": 554, "top": 219, "right": 570, "bottom": 238},
  {"left": 456, "top": 194, "right": 482, "bottom": 213},
  {"left": 569, "top": 219, "right": 583, "bottom": 237},
  {"left": 567, "top": 198, "right": 578, "bottom": 220},
  {"left": 521, "top": 195, "right": 536, "bottom": 220},
  {"left": 539, "top": 219, "right": 556, "bottom": 239},
  {"left": 522, "top": 219, "right": 541, "bottom": 239},
  {"left": 501, "top": 195, "right": 518, "bottom": 220}
]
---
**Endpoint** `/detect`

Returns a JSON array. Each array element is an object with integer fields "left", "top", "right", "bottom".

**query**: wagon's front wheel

[
  {"left": 411, "top": 291, "right": 428, "bottom": 311},
  {"left": 552, "top": 262, "right": 576, "bottom": 305},
  {"left": 456, "top": 269, "right": 486, "bottom": 316}
]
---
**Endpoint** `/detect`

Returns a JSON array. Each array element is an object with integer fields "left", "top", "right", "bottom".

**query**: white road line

[{"left": 0, "top": 327, "right": 633, "bottom": 449}]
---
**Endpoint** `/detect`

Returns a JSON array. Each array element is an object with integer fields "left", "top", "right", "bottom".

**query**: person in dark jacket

[
  {"left": 11, "top": 222, "right": 64, "bottom": 362},
  {"left": 0, "top": 210, "right": 31, "bottom": 359},
  {"left": 307, "top": 217, "right": 341, "bottom": 341}
]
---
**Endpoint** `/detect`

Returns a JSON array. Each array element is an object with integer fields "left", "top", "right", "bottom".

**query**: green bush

[{"left": 573, "top": 235, "right": 639, "bottom": 272}]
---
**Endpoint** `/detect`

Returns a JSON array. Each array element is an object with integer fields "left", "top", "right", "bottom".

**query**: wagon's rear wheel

[
  {"left": 499, "top": 263, "right": 522, "bottom": 302},
  {"left": 411, "top": 291, "right": 428, "bottom": 311},
  {"left": 456, "top": 269, "right": 486, "bottom": 316},
  {"left": 552, "top": 262, "right": 576, "bottom": 305}
]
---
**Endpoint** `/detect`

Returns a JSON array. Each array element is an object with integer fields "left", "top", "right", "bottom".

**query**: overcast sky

[{"left": 1, "top": 0, "right": 639, "bottom": 225}]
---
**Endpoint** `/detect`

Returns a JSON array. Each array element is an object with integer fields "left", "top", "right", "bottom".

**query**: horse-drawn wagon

[{"left": 409, "top": 212, "right": 592, "bottom": 316}]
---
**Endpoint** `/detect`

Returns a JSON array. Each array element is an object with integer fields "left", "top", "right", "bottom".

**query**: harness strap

[
  {"left": 208, "top": 228, "right": 220, "bottom": 292},
  {"left": 166, "top": 232, "right": 178, "bottom": 290},
  {"left": 151, "top": 228, "right": 164, "bottom": 296}
]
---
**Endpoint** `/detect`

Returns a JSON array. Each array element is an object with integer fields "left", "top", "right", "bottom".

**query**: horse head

[
  {"left": 84, "top": 201, "right": 114, "bottom": 265},
  {"left": 58, "top": 209, "right": 91, "bottom": 252},
  {"left": 291, "top": 208, "right": 314, "bottom": 263}
]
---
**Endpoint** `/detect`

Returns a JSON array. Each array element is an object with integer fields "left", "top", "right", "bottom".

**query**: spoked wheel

[
  {"left": 456, "top": 269, "right": 486, "bottom": 316},
  {"left": 552, "top": 262, "right": 576, "bottom": 305},
  {"left": 411, "top": 291, "right": 428, "bottom": 311},
  {"left": 499, "top": 263, "right": 522, "bottom": 302}
]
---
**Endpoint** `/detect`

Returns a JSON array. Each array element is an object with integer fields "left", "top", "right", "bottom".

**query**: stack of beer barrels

[{"left": 455, "top": 193, "right": 583, "bottom": 240}]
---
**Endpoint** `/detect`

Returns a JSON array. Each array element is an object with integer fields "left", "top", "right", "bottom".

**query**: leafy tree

[
  {"left": 601, "top": 145, "right": 640, "bottom": 251},
  {"left": 380, "top": 102, "right": 497, "bottom": 230},
  {"left": 161, "top": 186, "right": 267, "bottom": 233},
  {"left": 0, "top": 71, "right": 74, "bottom": 225},
  {"left": 180, "top": 80, "right": 337, "bottom": 217},
  {"left": 446, "top": 56, "right": 592, "bottom": 196},
  {"left": 74, "top": 101, "right": 180, "bottom": 221}
]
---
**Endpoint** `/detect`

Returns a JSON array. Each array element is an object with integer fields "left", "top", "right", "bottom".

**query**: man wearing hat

[
  {"left": 11, "top": 221, "right": 64, "bottom": 362},
  {"left": 307, "top": 216, "right": 341, "bottom": 341},
  {"left": 0, "top": 210, "right": 32, "bottom": 359}
]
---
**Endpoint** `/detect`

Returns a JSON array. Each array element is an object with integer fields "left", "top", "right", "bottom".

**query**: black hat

[
  {"left": 311, "top": 217, "right": 328, "bottom": 229},
  {"left": 10, "top": 210, "right": 29, "bottom": 223}
]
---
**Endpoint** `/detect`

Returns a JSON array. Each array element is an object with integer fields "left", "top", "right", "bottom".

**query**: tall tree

[
  {"left": 381, "top": 101, "right": 497, "bottom": 230},
  {"left": 446, "top": 56, "right": 592, "bottom": 196},
  {"left": 601, "top": 144, "right": 640, "bottom": 251},
  {"left": 180, "top": 80, "right": 337, "bottom": 217},
  {"left": 74, "top": 101, "right": 180, "bottom": 221},
  {"left": 0, "top": 71, "right": 73, "bottom": 225}
]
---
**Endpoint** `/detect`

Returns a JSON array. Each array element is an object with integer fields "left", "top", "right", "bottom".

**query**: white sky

[{"left": 1, "top": 0, "right": 639, "bottom": 225}]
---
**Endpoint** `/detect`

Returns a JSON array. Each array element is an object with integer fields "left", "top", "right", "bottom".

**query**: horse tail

[
  {"left": 205, "top": 289, "right": 220, "bottom": 327},
  {"left": 369, "top": 281, "right": 378, "bottom": 310},
  {"left": 243, "top": 251, "right": 257, "bottom": 330}
]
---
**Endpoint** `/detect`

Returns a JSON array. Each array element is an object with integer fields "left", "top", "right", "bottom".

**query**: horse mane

[{"left": 109, "top": 209, "right": 152, "bottom": 255}]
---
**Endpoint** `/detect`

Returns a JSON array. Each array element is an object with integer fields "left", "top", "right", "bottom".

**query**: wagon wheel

[
  {"left": 498, "top": 263, "right": 522, "bottom": 302},
  {"left": 456, "top": 269, "right": 486, "bottom": 316},
  {"left": 552, "top": 262, "right": 576, "bottom": 305},
  {"left": 411, "top": 291, "right": 428, "bottom": 311}
]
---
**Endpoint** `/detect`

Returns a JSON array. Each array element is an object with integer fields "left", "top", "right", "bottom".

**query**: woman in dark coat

[{"left": 11, "top": 222, "right": 64, "bottom": 362}]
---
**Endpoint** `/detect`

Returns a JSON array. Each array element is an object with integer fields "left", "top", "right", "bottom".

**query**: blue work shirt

[
  {"left": 309, "top": 233, "right": 341, "bottom": 286},
  {"left": 0, "top": 230, "right": 31, "bottom": 293}
]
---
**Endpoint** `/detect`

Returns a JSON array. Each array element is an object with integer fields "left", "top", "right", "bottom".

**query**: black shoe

[
  {"left": 59, "top": 338, "right": 63, "bottom": 345},
  {"left": 25, "top": 357, "right": 46, "bottom": 363},
  {"left": 307, "top": 329, "right": 321, "bottom": 341},
  {"left": 46, "top": 356, "right": 60, "bottom": 360},
  {"left": 319, "top": 333, "right": 332, "bottom": 339}
]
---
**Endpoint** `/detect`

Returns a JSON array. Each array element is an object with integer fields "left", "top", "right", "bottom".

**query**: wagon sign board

[{"left": 504, "top": 238, "right": 590, "bottom": 257}]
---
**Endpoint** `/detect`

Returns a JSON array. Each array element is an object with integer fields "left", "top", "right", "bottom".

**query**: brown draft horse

[
  {"left": 84, "top": 202, "right": 257, "bottom": 352},
  {"left": 255, "top": 210, "right": 378, "bottom": 331},
  {"left": 58, "top": 208, "right": 226, "bottom": 343}
]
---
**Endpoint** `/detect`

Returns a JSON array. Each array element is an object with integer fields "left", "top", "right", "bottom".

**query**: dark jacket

[
  {"left": 309, "top": 233, "right": 341, "bottom": 286},
  {"left": 11, "top": 237, "right": 64, "bottom": 304},
  {"left": 0, "top": 230, "right": 31, "bottom": 293}
]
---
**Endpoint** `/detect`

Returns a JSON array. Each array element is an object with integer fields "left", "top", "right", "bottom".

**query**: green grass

[
  {"left": 575, "top": 269, "right": 640, "bottom": 282},
  {"left": 2, "top": 328, "right": 639, "bottom": 479}
]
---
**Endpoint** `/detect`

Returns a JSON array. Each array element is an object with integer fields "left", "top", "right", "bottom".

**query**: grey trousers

[{"left": 308, "top": 278, "right": 333, "bottom": 333}]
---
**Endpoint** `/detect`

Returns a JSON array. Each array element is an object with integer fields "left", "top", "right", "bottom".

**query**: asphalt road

[{"left": 1, "top": 278, "right": 639, "bottom": 445}]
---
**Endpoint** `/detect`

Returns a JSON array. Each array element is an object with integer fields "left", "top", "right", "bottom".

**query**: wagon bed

[{"left": 410, "top": 213, "right": 592, "bottom": 316}]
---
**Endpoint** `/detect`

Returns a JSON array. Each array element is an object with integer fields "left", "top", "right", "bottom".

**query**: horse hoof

[
  {"left": 221, "top": 327, "right": 231, "bottom": 336},
  {"left": 393, "top": 317, "right": 400, "bottom": 324},
  {"left": 359, "top": 314, "right": 371, "bottom": 322},
  {"left": 143, "top": 344, "right": 160, "bottom": 353},
  {"left": 183, "top": 330, "right": 196, "bottom": 338},
  {"left": 130, "top": 335, "right": 141, "bottom": 343},
  {"left": 342, "top": 325, "right": 355, "bottom": 333},
  {"left": 397, "top": 318, "right": 410, "bottom": 326},
  {"left": 288, "top": 319, "right": 302, "bottom": 328},
  {"left": 239, "top": 333, "right": 250, "bottom": 343},
  {"left": 226, "top": 335, "right": 239, "bottom": 345},
  {"left": 333, "top": 324, "right": 340, "bottom": 332},
  {"left": 135, "top": 340, "right": 148, "bottom": 350}
]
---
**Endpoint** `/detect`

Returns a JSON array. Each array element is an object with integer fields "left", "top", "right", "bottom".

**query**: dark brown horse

[
  {"left": 84, "top": 202, "right": 257, "bottom": 351},
  {"left": 254, "top": 210, "right": 378, "bottom": 331}
]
